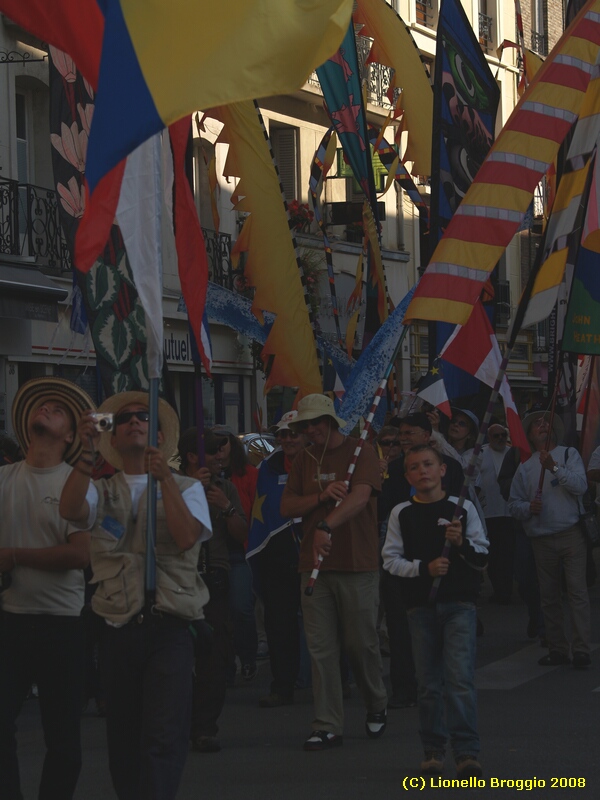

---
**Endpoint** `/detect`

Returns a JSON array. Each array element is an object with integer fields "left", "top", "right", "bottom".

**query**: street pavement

[{"left": 17, "top": 566, "right": 600, "bottom": 800}]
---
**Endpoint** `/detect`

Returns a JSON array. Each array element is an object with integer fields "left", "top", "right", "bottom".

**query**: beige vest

[{"left": 89, "top": 472, "right": 209, "bottom": 624}]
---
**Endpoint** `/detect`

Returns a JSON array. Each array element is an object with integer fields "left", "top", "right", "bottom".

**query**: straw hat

[
  {"left": 12, "top": 377, "right": 96, "bottom": 465},
  {"left": 289, "top": 394, "right": 346, "bottom": 430},
  {"left": 96, "top": 391, "right": 179, "bottom": 471}
]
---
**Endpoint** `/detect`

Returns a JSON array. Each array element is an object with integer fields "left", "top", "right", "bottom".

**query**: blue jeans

[
  {"left": 104, "top": 614, "right": 195, "bottom": 800},
  {"left": 407, "top": 602, "right": 479, "bottom": 757}
]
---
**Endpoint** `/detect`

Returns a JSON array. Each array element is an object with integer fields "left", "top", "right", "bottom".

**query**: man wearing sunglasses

[
  {"left": 281, "top": 394, "right": 388, "bottom": 752},
  {"left": 474, "top": 424, "right": 515, "bottom": 605},
  {"left": 60, "top": 391, "right": 212, "bottom": 800}
]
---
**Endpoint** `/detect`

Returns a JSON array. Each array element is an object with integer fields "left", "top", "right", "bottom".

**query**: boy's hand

[
  {"left": 444, "top": 520, "right": 463, "bottom": 547},
  {"left": 428, "top": 557, "right": 450, "bottom": 577}
]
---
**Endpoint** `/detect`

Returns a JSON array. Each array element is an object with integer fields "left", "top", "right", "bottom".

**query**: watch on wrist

[
  {"left": 224, "top": 504, "right": 236, "bottom": 517},
  {"left": 551, "top": 464, "right": 559, "bottom": 474},
  {"left": 316, "top": 521, "right": 331, "bottom": 533}
]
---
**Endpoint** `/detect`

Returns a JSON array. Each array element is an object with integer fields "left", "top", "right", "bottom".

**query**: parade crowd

[{"left": 0, "top": 379, "right": 597, "bottom": 799}]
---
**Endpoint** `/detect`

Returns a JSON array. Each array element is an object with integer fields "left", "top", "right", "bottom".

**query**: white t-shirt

[
  {"left": 86, "top": 473, "right": 212, "bottom": 540},
  {"left": 0, "top": 461, "right": 94, "bottom": 616}
]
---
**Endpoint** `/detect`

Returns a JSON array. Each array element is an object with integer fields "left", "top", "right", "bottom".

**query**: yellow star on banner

[
  {"left": 431, "top": 366, "right": 439, "bottom": 376},
  {"left": 251, "top": 493, "right": 266, "bottom": 525}
]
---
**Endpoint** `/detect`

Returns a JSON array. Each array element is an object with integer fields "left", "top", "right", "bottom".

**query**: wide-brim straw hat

[
  {"left": 289, "top": 393, "right": 346, "bottom": 430},
  {"left": 12, "top": 377, "right": 96, "bottom": 465},
  {"left": 97, "top": 391, "right": 179, "bottom": 471},
  {"left": 522, "top": 410, "right": 564, "bottom": 445}
]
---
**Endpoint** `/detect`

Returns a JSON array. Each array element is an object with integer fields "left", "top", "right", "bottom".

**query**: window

[
  {"left": 531, "top": 0, "right": 547, "bottom": 55},
  {"left": 270, "top": 126, "right": 298, "bottom": 204},
  {"left": 479, "top": 0, "right": 494, "bottom": 52}
]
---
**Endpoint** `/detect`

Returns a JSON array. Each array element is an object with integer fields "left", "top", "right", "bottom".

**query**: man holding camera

[
  {"left": 60, "top": 391, "right": 211, "bottom": 800},
  {"left": 0, "top": 377, "right": 95, "bottom": 800}
]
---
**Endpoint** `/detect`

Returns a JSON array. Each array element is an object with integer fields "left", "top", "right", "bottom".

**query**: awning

[{"left": 0, "top": 261, "right": 68, "bottom": 322}]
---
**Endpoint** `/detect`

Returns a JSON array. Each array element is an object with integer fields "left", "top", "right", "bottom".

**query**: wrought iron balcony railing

[
  {"left": 479, "top": 12, "right": 494, "bottom": 51},
  {"left": 0, "top": 177, "right": 71, "bottom": 272},
  {"left": 0, "top": 176, "right": 239, "bottom": 293},
  {"left": 531, "top": 30, "right": 548, "bottom": 56}
]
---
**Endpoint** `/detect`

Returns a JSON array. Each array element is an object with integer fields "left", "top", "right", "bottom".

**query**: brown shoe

[{"left": 455, "top": 754, "right": 483, "bottom": 778}]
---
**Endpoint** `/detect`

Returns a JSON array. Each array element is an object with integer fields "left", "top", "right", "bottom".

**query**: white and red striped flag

[{"left": 441, "top": 301, "right": 530, "bottom": 461}]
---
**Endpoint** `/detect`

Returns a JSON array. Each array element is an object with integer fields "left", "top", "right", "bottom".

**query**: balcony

[
  {"left": 202, "top": 228, "right": 243, "bottom": 293},
  {"left": 479, "top": 12, "right": 494, "bottom": 52},
  {"left": 531, "top": 30, "right": 548, "bottom": 56},
  {"left": 0, "top": 178, "right": 71, "bottom": 273}
]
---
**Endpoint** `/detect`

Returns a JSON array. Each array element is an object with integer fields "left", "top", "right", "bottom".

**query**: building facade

[{"left": 0, "top": 2, "right": 567, "bottom": 435}]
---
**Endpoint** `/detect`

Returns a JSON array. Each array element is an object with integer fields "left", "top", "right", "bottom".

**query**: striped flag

[{"left": 404, "top": 0, "right": 600, "bottom": 327}]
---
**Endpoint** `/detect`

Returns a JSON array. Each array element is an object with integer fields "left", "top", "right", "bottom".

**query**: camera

[{"left": 90, "top": 413, "right": 114, "bottom": 433}]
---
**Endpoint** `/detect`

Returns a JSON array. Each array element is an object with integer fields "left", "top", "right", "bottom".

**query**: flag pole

[
  {"left": 145, "top": 376, "right": 159, "bottom": 608},
  {"left": 304, "top": 324, "right": 410, "bottom": 595}
]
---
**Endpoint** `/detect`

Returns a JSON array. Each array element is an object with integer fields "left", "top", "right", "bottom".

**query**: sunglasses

[
  {"left": 379, "top": 439, "right": 399, "bottom": 447},
  {"left": 490, "top": 432, "right": 508, "bottom": 440},
  {"left": 115, "top": 410, "right": 150, "bottom": 426},
  {"left": 277, "top": 430, "right": 300, "bottom": 440},
  {"left": 297, "top": 415, "right": 329, "bottom": 431}
]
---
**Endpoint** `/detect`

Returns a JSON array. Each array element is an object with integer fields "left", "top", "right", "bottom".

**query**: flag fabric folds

[
  {"left": 317, "top": 21, "right": 379, "bottom": 218},
  {"left": 404, "top": 0, "right": 600, "bottom": 327},
  {"left": 3, "top": 0, "right": 354, "bottom": 263},
  {"left": 562, "top": 148, "right": 600, "bottom": 354},
  {"left": 354, "top": 0, "right": 433, "bottom": 176},
  {"left": 429, "top": 0, "right": 500, "bottom": 249},
  {"left": 441, "top": 301, "right": 530, "bottom": 460},
  {"left": 115, "top": 133, "right": 165, "bottom": 380},
  {"left": 210, "top": 101, "right": 322, "bottom": 397},
  {"left": 428, "top": 0, "right": 500, "bottom": 400},
  {"left": 415, "top": 360, "right": 452, "bottom": 419}
]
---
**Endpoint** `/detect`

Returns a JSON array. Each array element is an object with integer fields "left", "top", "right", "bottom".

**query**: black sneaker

[
  {"left": 572, "top": 652, "right": 591, "bottom": 669},
  {"left": 365, "top": 708, "right": 387, "bottom": 738},
  {"left": 303, "top": 730, "right": 343, "bottom": 751},
  {"left": 421, "top": 751, "right": 445, "bottom": 775},
  {"left": 455, "top": 754, "right": 483, "bottom": 778},
  {"left": 538, "top": 651, "right": 570, "bottom": 666}
]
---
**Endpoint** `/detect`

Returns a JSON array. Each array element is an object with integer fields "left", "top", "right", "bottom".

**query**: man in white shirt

[
  {"left": 475, "top": 424, "right": 515, "bottom": 604},
  {"left": 60, "top": 391, "right": 211, "bottom": 800},
  {"left": 0, "top": 377, "right": 95, "bottom": 800}
]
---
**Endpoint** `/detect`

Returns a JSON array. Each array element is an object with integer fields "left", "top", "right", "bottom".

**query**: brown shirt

[{"left": 284, "top": 436, "right": 381, "bottom": 573}]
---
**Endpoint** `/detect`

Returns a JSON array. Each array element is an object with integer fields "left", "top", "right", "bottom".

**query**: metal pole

[{"left": 144, "top": 377, "right": 159, "bottom": 607}]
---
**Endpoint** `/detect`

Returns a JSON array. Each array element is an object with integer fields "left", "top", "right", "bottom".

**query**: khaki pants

[
  {"left": 300, "top": 571, "right": 387, "bottom": 735},
  {"left": 530, "top": 526, "right": 591, "bottom": 656}
]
